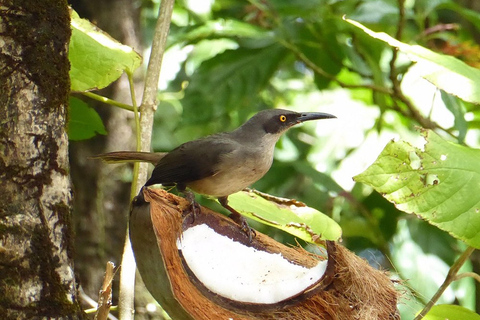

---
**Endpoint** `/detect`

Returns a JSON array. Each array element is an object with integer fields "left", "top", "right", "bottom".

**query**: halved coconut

[{"left": 178, "top": 223, "right": 327, "bottom": 304}]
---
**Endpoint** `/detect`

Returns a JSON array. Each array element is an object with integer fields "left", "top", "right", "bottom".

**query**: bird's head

[{"left": 244, "top": 109, "right": 336, "bottom": 135}]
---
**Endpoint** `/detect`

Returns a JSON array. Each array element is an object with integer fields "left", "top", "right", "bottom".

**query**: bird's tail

[{"left": 91, "top": 151, "right": 166, "bottom": 165}]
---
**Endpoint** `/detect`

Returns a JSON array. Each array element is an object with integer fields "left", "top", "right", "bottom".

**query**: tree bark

[{"left": 0, "top": 0, "right": 82, "bottom": 319}]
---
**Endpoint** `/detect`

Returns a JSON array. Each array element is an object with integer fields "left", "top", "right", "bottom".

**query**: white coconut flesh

[{"left": 176, "top": 224, "right": 328, "bottom": 304}]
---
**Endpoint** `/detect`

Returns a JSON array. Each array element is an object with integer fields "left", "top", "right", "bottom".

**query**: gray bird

[{"left": 98, "top": 109, "right": 336, "bottom": 240}]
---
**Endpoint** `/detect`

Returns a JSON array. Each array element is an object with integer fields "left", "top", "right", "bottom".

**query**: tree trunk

[{"left": 0, "top": 0, "right": 82, "bottom": 319}]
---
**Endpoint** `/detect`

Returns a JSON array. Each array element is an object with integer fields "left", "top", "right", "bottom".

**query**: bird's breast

[{"left": 186, "top": 147, "right": 274, "bottom": 197}]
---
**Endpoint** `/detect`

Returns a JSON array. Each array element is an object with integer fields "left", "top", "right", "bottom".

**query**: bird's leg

[
  {"left": 178, "top": 184, "right": 200, "bottom": 222},
  {"left": 218, "top": 196, "right": 255, "bottom": 242}
]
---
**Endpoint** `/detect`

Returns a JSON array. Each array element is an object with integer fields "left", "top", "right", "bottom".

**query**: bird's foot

[
  {"left": 218, "top": 196, "right": 256, "bottom": 242},
  {"left": 184, "top": 190, "right": 201, "bottom": 223},
  {"left": 190, "top": 201, "right": 201, "bottom": 223},
  {"left": 229, "top": 211, "right": 256, "bottom": 242}
]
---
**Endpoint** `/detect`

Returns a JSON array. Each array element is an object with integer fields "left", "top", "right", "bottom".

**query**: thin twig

[
  {"left": 95, "top": 261, "right": 116, "bottom": 320},
  {"left": 413, "top": 246, "right": 475, "bottom": 320},
  {"left": 82, "top": 91, "right": 134, "bottom": 111},
  {"left": 80, "top": 287, "right": 118, "bottom": 320},
  {"left": 117, "top": 73, "right": 140, "bottom": 320}
]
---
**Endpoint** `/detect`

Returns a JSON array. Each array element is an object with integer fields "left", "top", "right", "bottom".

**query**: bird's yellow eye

[{"left": 279, "top": 115, "right": 287, "bottom": 122}]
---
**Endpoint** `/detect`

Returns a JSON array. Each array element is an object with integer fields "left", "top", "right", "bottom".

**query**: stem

[
  {"left": 413, "top": 246, "right": 475, "bottom": 320},
  {"left": 128, "top": 71, "right": 141, "bottom": 200},
  {"left": 117, "top": 1, "right": 175, "bottom": 319},
  {"left": 454, "top": 272, "right": 480, "bottom": 284},
  {"left": 117, "top": 73, "right": 140, "bottom": 320},
  {"left": 82, "top": 91, "right": 134, "bottom": 112}
]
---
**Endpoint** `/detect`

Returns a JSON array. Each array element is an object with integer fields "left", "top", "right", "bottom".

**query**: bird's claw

[
  {"left": 183, "top": 190, "right": 201, "bottom": 223},
  {"left": 229, "top": 212, "right": 256, "bottom": 242}
]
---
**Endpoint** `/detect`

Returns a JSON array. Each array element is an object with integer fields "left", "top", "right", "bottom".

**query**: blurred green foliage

[
  {"left": 144, "top": 0, "right": 480, "bottom": 318},
  {"left": 70, "top": 0, "right": 480, "bottom": 318}
]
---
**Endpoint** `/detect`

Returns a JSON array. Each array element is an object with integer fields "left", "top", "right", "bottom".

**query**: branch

[
  {"left": 388, "top": 0, "right": 405, "bottom": 92},
  {"left": 280, "top": 39, "right": 393, "bottom": 95},
  {"left": 382, "top": 0, "right": 458, "bottom": 139},
  {"left": 138, "top": 0, "right": 175, "bottom": 181},
  {"left": 413, "top": 246, "right": 475, "bottom": 320}
]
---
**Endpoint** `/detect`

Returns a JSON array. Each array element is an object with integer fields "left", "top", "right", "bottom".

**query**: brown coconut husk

[{"left": 130, "top": 188, "right": 399, "bottom": 320}]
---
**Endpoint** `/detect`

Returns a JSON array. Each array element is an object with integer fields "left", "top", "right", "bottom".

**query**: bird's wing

[{"left": 144, "top": 135, "right": 236, "bottom": 186}]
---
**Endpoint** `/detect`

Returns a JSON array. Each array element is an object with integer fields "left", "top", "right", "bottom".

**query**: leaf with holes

[
  {"left": 354, "top": 129, "right": 480, "bottom": 248},
  {"left": 346, "top": 18, "right": 480, "bottom": 104},
  {"left": 226, "top": 190, "right": 342, "bottom": 243}
]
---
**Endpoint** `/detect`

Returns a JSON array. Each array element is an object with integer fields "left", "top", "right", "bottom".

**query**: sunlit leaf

[
  {"left": 68, "top": 97, "right": 107, "bottom": 140},
  {"left": 346, "top": 19, "right": 480, "bottom": 104},
  {"left": 69, "top": 9, "right": 142, "bottom": 92},
  {"left": 423, "top": 304, "right": 480, "bottom": 320},
  {"left": 354, "top": 129, "right": 480, "bottom": 248},
  {"left": 226, "top": 190, "right": 342, "bottom": 243}
]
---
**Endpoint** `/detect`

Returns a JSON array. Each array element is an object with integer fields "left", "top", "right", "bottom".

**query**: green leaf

[
  {"left": 68, "top": 97, "right": 107, "bottom": 140},
  {"left": 268, "top": 0, "right": 323, "bottom": 18},
  {"left": 346, "top": 18, "right": 480, "bottom": 105},
  {"left": 226, "top": 190, "right": 342, "bottom": 243},
  {"left": 173, "top": 19, "right": 273, "bottom": 44},
  {"left": 349, "top": 0, "right": 399, "bottom": 25},
  {"left": 181, "top": 44, "right": 288, "bottom": 124},
  {"left": 423, "top": 305, "right": 480, "bottom": 320},
  {"left": 354, "top": 129, "right": 480, "bottom": 248},
  {"left": 441, "top": 90, "right": 467, "bottom": 143},
  {"left": 291, "top": 20, "right": 344, "bottom": 89},
  {"left": 69, "top": 9, "right": 142, "bottom": 92}
]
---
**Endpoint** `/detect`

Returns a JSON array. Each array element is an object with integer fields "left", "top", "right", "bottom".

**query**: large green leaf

[
  {"left": 226, "top": 190, "right": 342, "bottom": 243},
  {"left": 181, "top": 44, "right": 288, "bottom": 124},
  {"left": 423, "top": 305, "right": 480, "bottom": 320},
  {"left": 291, "top": 20, "right": 344, "bottom": 89},
  {"left": 354, "top": 129, "right": 480, "bottom": 248},
  {"left": 346, "top": 19, "right": 480, "bottom": 105},
  {"left": 68, "top": 97, "right": 107, "bottom": 140},
  {"left": 173, "top": 19, "right": 273, "bottom": 44},
  {"left": 69, "top": 9, "right": 142, "bottom": 92}
]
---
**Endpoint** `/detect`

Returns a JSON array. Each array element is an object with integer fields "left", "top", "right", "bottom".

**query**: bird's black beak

[{"left": 297, "top": 112, "right": 336, "bottom": 123}]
